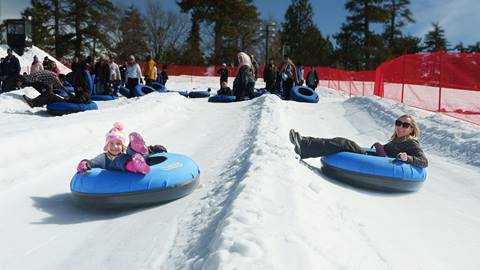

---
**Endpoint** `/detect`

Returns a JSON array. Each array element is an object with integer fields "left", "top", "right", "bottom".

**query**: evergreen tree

[
  {"left": 467, "top": 42, "right": 480, "bottom": 53},
  {"left": 423, "top": 22, "right": 448, "bottom": 52},
  {"left": 178, "top": 0, "right": 258, "bottom": 64},
  {"left": 0, "top": 23, "right": 5, "bottom": 43},
  {"left": 383, "top": 0, "right": 414, "bottom": 48},
  {"left": 114, "top": 6, "right": 149, "bottom": 61},
  {"left": 334, "top": 23, "right": 363, "bottom": 70},
  {"left": 335, "top": 0, "right": 389, "bottom": 70},
  {"left": 22, "top": 0, "right": 54, "bottom": 53},
  {"left": 22, "top": 0, "right": 72, "bottom": 58},
  {"left": 179, "top": 11, "right": 204, "bottom": 65},
  {"left": 282, "top": 0, "right": 332, "bottom": 66},
  {"left": 65, "top": 0, "right": 115, "bottom": 58}
]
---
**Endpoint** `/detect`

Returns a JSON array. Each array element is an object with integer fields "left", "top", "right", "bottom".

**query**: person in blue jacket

[
  {"left": 76, "top": 123, "right": 167, "bottom": 174},
  {"left": 289, "top": 114, "right": 428, "bottom": 168}
]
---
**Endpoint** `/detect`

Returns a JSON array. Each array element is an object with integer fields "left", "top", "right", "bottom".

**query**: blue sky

[{"left": 1, "top": 0, "right": 479, "bottom": 46}]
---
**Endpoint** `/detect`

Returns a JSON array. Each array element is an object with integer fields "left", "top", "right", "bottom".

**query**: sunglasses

[{"left": 395, "top": 120, "right": 412, "bottom": 128}]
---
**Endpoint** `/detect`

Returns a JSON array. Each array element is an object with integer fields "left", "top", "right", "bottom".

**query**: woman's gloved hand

[{"left": 371, "top": 142, "right": 387, "bottom": 157}]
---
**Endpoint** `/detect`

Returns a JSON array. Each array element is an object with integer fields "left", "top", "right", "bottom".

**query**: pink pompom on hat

[{"left": 103, "top": 122, "right": 126, "bottom": 151}]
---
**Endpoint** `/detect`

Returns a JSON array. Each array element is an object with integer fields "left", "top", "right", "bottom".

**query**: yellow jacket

[{"left": 145, "top": 59, "right": 156, "bottom": 80}]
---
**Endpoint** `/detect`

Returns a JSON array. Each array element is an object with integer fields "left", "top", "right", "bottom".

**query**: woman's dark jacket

[{"left": 233, "top": 65, "right": 255, "bottom": 101}]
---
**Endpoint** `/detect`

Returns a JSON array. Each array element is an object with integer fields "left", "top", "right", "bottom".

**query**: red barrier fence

[
  {"left": 373, "top": 52, "right": 480, "bottom": 125},
  {"left": 148, "top": 52, "right": 480, "bottom": 125}
]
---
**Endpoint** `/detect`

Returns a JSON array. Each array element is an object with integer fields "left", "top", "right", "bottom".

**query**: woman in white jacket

[{"left": 125, "top": 55, "right": 143, "bottom": 98}]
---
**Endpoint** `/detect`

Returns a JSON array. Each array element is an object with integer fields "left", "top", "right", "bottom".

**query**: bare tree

[{"left": 144, "top": 1, "right": 189, "bottom": 61}]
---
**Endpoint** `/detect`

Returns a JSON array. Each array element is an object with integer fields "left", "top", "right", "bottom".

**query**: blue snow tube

[
  {"left": 208, "top": 95, "right": 236, "bottom": 103},
  {"left": 255, "top": 89, "right": 267, "bottom": 97},
  {"left": 70, "top": 153, "right": 200, "bottom": 208},
  {"left": 118, "top": 86, "right": 130, "bottom": 97},
  {"left": 133, "top": 85, "right": 156, "bottom": 97},
  {"left": 169, "top": 90, "right": 189, "bottom": 97},
  {"left": 321, "top": 149, "right": 427, "bottom": 192},
  {"left": 289, "top": 86, "right": 319, "bottom": 103},
  {"left": 46, "top": 101, "right": 98, "bottom": 116},
  {"left": 188, "top": 90, "right": 211, "bottom": 98},
  {"left": 151, "top": 82, "right": 167, "bottom": 92}
]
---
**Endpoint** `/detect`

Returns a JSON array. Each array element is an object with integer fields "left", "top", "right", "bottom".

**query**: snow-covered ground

[{"left": 1, "top": 58, "right": 480, "bottom": 269}]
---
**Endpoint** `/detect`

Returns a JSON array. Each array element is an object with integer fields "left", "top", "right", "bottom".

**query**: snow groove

[{"left": 159, "top": 97, "right": 267, "bottom": 269}]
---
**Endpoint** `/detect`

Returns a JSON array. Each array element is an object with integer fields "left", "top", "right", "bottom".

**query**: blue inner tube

[
  {"left": 167, "top": 90, "right": 189, "bottom": 97},
  {"left": 290, "top": 86, "right": 319, "bottom": 103},
  {"left": 118, "top": 86, "right": 130, "bottom": 97},
  {"left": 255, "top": 89, "right": 266, "bottom": 97},
  {"left": 47, "top": 101, "right": 98, "bottom": 116},
  {"left": 151, "top": 82, "right": 167, "bottom": 92},
  {"left": 188, "top": 91, "right": 211, "bottom": 98},
  {"left": 208, "top": 95, "right": 236, "bottom": 103},
  {"left": 133, "top": 85, "right": 156, "bottom": 96},
  {"left": 70, "top": 153, "right": 200, "bottom": 208},
  {"left": 320, "top": 149, "right": 427, "bottom": 192}
]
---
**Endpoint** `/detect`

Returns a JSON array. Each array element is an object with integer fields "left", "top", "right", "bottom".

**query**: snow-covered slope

[
  {"left": 0, "top": 45, "right": 70, "bottom": 74},
  {"left": 0, "top": 46, "right": 479, "bottom": 270}
]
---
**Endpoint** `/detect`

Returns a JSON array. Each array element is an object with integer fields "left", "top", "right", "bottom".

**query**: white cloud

[{"left": 407, "top": 0, "right": 480, "bottom": 45}]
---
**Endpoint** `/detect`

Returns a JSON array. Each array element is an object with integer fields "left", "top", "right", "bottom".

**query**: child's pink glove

[
  {"left": 372, "top": 142, "right": 387, "bottom": 157},
  {"left": 77, "top": 160, "right": 91, "bottom": 172}
]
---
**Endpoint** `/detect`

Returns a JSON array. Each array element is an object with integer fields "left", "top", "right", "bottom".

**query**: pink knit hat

[{"left": 103, "top": 122, "right": 126, "bottom": 151}]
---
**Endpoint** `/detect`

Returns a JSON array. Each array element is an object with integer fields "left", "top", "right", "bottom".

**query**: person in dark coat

[
  {"left": 93, "top": 56, "right": 111, "bottom": 95},
  {"left": 250, "top": 54, "right": 259, "bottom": 81},
  {"left": 1, "top": 48, "right": 21, "bottom": 92},
  {"left": 160, "top": 65, "right": 169, "bottom": 86},
  {"left": 71, "top": 56, "right": 82, "bottom": 73},
  {"left": 263, "top": 57, "right": 276, "bottom": 93},
  {"left": 280, "top": 56, "right": 298, "bottom": 100},
  {"left": 18, "top": 70, "right": 90, "bottom": 108},
  {"left": 216, "top": 63, "right": 229, "bottom": 88},
  {"left": 217, "top": 81, "right": 232, "bottom": 96},
  {"left": 233, "top": 52, "right": 256, "bottom": 101},
  {"left": 306, "top": 65, "right": 319, "bottom": 90},
  {"left": 289, "top": 114, "right": 428, "bottom": 168}
]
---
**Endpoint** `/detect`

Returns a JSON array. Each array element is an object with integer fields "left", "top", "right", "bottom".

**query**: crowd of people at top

[
  {"left": 216, "top": 53, "right": 320, "bottom": 101},
  {"left": 0, "top": 46, "right": 322, "bottom": 107},
  {"left": 0, "top": 49, "right": 171, "bottom": 108}
]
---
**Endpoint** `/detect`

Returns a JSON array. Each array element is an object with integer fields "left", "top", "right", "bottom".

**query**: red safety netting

[{"left": 374, "top": 52, "right": 480, "bottom": 125}]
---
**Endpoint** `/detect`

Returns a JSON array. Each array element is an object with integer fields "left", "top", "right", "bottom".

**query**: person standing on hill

[
  {"left": 1, "top": 48, "right": 21, "bottom": 92},
  {"left": 216, "top": 63, "right": 229, "bottom": 89},
  {"left": 125, "top": 55, "right": 143, "bottom": 97},
  {"left": 296, "top": 63, "right": 304, "bottom": 86},
  {"left": 306, "top": 65, "right": 319, "bottom": 90},
  {"left": 109, "top": 57, "right": 121, "bottom": 89},
  {"left": 71, "top": 55, "right": 82, "bottom": 73},
  {"left": 263, "top": 57, "right": 276, "bottom": 93},
  {"left": 233, "top": 52, "right": 256, "bottom": 101},
  {"left": 160, "top": 65, "right": 169, "bottom": 86},
  {"left": 144, "top": 55, "right": 156, "bottom": 86},
  {"left": 280, "top": 56, "right": 298, "bottom": 100},
  {"left": 30, "top": 55, "right": 44, "bottom": 74},
  {"left": 250, "top": 54, "right": 259, "bottom": 81}
]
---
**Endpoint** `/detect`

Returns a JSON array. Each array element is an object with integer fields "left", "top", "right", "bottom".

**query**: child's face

[{"left": 106, "top": 140, "right": 124, "bottom": 156}]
